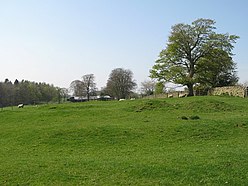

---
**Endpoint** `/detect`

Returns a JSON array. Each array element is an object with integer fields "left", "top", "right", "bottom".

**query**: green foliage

[
  {"left": 1, "top": 96, "right": 248, "bottom": 185},
  {"left": 196, "top": 48, "right": 238, "bottom": 87},
  {"left": 150, "top": 18, "right": 239, "bottom": 96},
  {"left": 0, "top": 79, "right": 61, "bottom": 107},
  {"left": 155, "top": 81, "right": 164, "bottom": 94}
]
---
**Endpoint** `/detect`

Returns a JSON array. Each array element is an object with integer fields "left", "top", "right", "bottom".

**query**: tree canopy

[
  {"left": 0, "top": 79, "right": 61, "bottom": 108},
  {"left": 70, "top": 74, "right": 97, "bottom": 101},
  {"left": 150, "top": 18, "right": 239, "bottom": 96},
  {"left": 106, "top": 68, "right": 136, "bottom": 100},
  {"left": 140, "top": 80, "right": 156, "bottom": 96}
]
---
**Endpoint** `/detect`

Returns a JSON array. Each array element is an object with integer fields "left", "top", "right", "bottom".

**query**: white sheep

[
  {"left": 18, "top": 104, "right": 24, "bottom": 108},
  {"left": 179, "top": 93, "right": 187, "bottom": 98}
]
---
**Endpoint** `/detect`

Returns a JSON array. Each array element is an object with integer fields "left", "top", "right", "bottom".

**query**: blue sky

[{"left": 0, "top": 0, "right": 247, "bottom": 89}]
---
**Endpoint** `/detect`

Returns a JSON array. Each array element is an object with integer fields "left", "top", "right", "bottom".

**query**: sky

[{"left": 0, "top": 0, "right": 247, "bottom": 90}]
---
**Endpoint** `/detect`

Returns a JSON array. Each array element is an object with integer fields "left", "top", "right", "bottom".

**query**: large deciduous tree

[
  {"left": 106, "top": 68, "right": 136, "bottom": 100},
  {"left": 150, "top": 18, "right": 239, "bottom": 96}
]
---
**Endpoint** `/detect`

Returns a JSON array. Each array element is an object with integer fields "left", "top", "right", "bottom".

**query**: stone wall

[
  {"left": 143, "top": 86, "right": 247, "bottom": 99},
  {"left": 209, "top": 86, "right": 246, "bottom": 98}
]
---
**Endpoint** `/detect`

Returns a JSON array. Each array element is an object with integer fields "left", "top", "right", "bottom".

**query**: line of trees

[
  {"left": 70, "top": 68, "right": 137, "bottom": 100},
  {"left": 1, "top": 68, "right": 138, "bottom": 108},
  {"left": 0, "top": 79, "right": 67, "bottom": 108}
]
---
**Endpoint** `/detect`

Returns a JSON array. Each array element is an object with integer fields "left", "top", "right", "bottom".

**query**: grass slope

[{"left": 1, "top": 96, "right": 248, "bottom": 185}]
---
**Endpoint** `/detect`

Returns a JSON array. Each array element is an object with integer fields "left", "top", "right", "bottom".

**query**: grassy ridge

[{"left": 1, "top": 96, "right": 248, "bottom": 185}]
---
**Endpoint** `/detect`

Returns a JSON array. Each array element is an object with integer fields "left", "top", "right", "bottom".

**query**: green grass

[{"left": 1, "top": 96, "right": 248, "bottom": 185}]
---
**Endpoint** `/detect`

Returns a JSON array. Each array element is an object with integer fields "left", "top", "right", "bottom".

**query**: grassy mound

[
  {"left": 133, "top": 96, "right": 241, "bottom": 113},
  {"left": 1, "top": 96, "right": 248, "bottom": 185},
  {"left": 181, "top": 99, "right": 236, "bottom": 112},
  {"left": 133, "top": 99, "right": 175, "bottom": 112}
]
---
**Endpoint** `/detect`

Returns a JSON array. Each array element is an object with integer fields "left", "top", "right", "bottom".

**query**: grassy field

[{"left": 1, "top": 96, "right": 248, "bottom": 185}]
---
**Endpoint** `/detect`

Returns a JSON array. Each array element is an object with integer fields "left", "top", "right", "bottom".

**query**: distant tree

[
  {"left": 70, "top": 80, "right": 84, "bottom": 98},
  {"left": 13, "top": 79, "right": 20, "bottom": 105},
  {"left": 4, "top": 79, "right": 14, "bottom": 106},
  {"left": 29, "top": 82, "right": 42, "bottom": 104},
  {"left": 39, "top": 83, "right": 58, "bottom": 103},
  {"left": 99, "top": 87, "right": 108, "bottom": 97},
  {"left": 4, "top": 78, "right": 11, "bottom": 84},
  {"left": 106, "top": 68, "right": 136, "bottom": 100},
  {"left": 14, "top": 79, "right": 19, "bottom": 85},
  {"left": 57, "top": 88, "right": 62, "bottom": 104},
  {"left": 241, "top": 81, "right": 248, "bottom": 88},
  {"left": 70, "top": 74, "right": 96, "bottom": 101},
  {"left": 82, "top": 74, "right": 97, "bottom": 101},
  {"left": 60, "top": 88, "right": 69, "bottom": 102},
  {"left": 18, "top": 80, "right": 31, "bottom": 104},
  {"left": 0, "top": 83, "right": 5, "bottom": 108},
  {"left": 150, "top": 18, "right": 239, "bottom": 96},
  {"left": 140, "top": 80, "right": 156, "bottom": 96},
  {"left": 155, "top": 82, "right": 164, "bottom": 95}
]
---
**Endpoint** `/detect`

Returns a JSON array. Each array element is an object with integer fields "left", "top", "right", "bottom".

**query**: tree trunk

[
  {"left": 187, "top": 84, "right": 194, "bottom": 96},
  {"left": 187, "top": 62, "right": 195, "bottom": 96}
]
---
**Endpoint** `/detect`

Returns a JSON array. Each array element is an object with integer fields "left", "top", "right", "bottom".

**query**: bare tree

[
  {"left": 140, "top": 80, "right": 156, "bottom": 96},
  {"left": 241, "top": 81, "right": 248, "bottom": 88},
  {"left": 70, "top": 74, "right": 97, "bottom": 101},
  {"left": 70, "top": 80, "right": 84, "bottom": 98},
  {"left": 82, "top": 74, "right": 97, "bottom": 101},
  {"left": 106, "top": 68, "right": 136, "bottom": 100}
]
